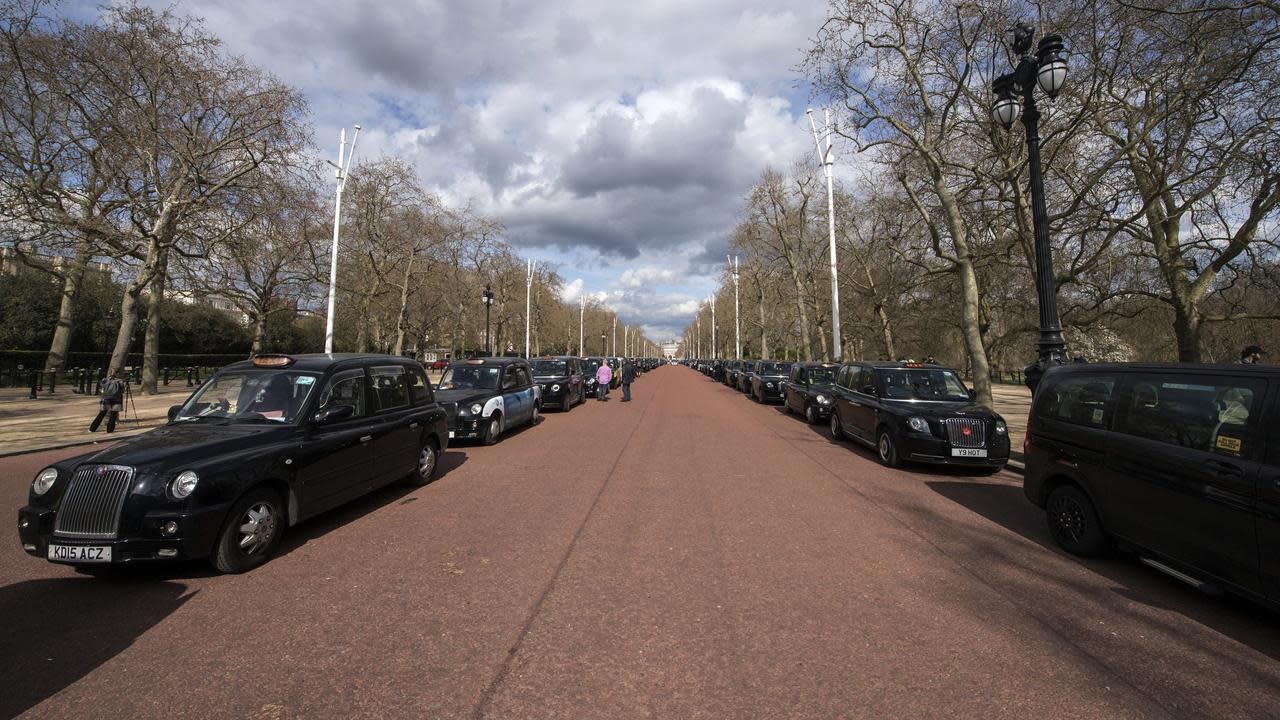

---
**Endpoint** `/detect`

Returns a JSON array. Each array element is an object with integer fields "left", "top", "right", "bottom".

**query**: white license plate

[
  {"left": 448, "top": 431, "right": 455, "bottom": 438},
  {"left": 951, "top": 448, "right": 988, "bottom": 458},
  {"left": 48, "top": 544, "right": 112, "bottom": 563}
]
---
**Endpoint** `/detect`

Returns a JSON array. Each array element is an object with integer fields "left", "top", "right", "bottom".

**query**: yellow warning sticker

[{"left": 1215, "top": 435, "right": 1242, "bottom": 454}]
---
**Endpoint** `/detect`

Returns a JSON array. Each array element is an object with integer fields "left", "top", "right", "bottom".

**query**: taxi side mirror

[
  {"left": 862, "top": 385, "right": 877, "bottom": 396},
  {"left": 167, "top": 404, "right": 182, "bottom": 422},
  {"left": 968, "top": 388, "right": 977, "bottom": 400},
  {"left": 313, "top": 404, "right": 355, "bottom": 425}
]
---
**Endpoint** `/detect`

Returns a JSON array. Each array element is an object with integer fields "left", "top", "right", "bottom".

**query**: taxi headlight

[
  {"left": 766, "top": 382, "right": 774, "bottom": 389},
  {"left": 586, "top": 378, "right": 595, "bottom": 385},
  {"left": 470, "top": 403, "right": 484, "bottom": 415},
  {"left": 815, "top": 394, "right": 831, "bottom": 405},
  {"left": 551, "top": 384, "right": 561, "bottom": 393},
  {"left": 32, "top": 467, "right": 58, "bottom": 496},
  {"left": 170, "top": 470, "right": 199, "bottom": 500},
  {"left": 995, "top": 420, "right": 1008, "bottom": 434},
  {"left": 908, "top": 416, "right": 930, "bottom": 433}
]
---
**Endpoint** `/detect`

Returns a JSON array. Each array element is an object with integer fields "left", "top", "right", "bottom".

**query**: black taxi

[
  {"left": 435, "top": 357, "right": 542, "bottom": 443},
  {"left": 749, "top": 361, "right": 793, "bottom": 403},
  {"left": 782, "top": 362, "right": 841, "bottom": 424},
  {"left": 530, "top": 356, "right": 586, "bottom": 411},
  {"left": 18, "top": 354, "right": 450, "bottom": 574},
  {"left": 828, "top": 361, "right": 1009, "bottom": 470}
]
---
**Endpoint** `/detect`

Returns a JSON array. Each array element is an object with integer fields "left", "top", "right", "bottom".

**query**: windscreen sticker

[
  {"left": 1215, "top": 435, "right": 1243, "bottom": 454},
  {"left": 1091, "top": 408, "right": 1104, "bottom": 424},
  {"left": 296, "top": 377, "right": 315, "bottom": 385}
]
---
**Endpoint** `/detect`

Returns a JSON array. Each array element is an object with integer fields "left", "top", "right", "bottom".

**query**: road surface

[{"left": 2, "top": 365, "right": 1277, "bottom": 719}]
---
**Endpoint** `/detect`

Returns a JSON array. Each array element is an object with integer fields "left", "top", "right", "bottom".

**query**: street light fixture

[
  {"left": 728, "top": 256, "right": 741, "bottom": 360},
  {"left": 806, "top": 108, "right": 842, "bottom": 360},
  {"left": 323, "top": 124, "right": 361, "bottom": 354},
  {"left": 992, "top": 23, "right": 1068, "bottom": 394},
  {"left": 601, "top": 332, "right": 607, "bottom": 356},
  {"left": 481, "top": 284, "right": 495, "bottom": 356}
]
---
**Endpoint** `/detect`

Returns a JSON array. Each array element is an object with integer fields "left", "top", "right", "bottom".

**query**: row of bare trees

[
  {"left": 681, "top": 0, "right": 1280, "bottom": 406},
  {"left": 0, "top": 2, "right": 657, "bottom": 394}
]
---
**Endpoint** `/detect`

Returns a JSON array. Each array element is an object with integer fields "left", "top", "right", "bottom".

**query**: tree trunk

[
  {"left": 250, "top": 309, "right": 268, "bottom": 356},
  {"left": 108, "top": 236, "right": 163, "bottom": 376},
  {"left": 875, "top": 302, "right": 896, "bottom": 360},
  {"left": 44, "top": 238, "right": 94, "bottom": 373},
  {"left": 756, "top": 281, "right": 768, "bottom": 360},
  {"left": 141, "top": 247, "right": 169, "bottom": 394},
  {"left": 1172, "top": 305, "right": 1204, "bottom": 363},
  {"left": 393, "top": 255, "right": 414, "bottom": 356},
  {"left": 816, "top": 319, "right": 829, "bottom": 362},
  {"left": 787, "top": 265, "right": 813, "bottom": 361}
]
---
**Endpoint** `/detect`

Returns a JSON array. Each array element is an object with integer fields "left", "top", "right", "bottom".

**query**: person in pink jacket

[{"left": 595, "top": 362, "right": 612, "bottom": 401}]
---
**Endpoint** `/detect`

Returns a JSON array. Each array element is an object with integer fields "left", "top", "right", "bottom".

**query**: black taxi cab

[
  {"left": 782, "top": 362, "right": 841, "bottom": 424},
  {"left": 530, "top": 356, "right": 586, "bottom": 411},
  {"left": 435, "top": 357, "right": 541, "bottom": 443},
  {"left": 18, "top": 354, "right": 450, "bottom": 574},
  {"left": 828, "top": 361, "right": 1009, "bottom": 470},
  {"left": 749, "top": 361, "right": 793, "bottom": 403}
]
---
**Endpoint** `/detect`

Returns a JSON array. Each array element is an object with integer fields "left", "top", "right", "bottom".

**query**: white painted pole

[
  {"left": 808, "top": 108, "right": 841, "bottom": 360},
  {"left": 324, "top": 124, "right": 361, "bottom": 354},
  {"left": 578, "top": 294, "right": 585, "bottom": 356},
  {"left": 524, "top": 259, "right": 534, "bottom": 358},
  {"left": 611, "top": 315, "right": 617, "bottom": 356},
  {"left": 729, "top": 255, "right": 741, "bottom": 360},
  {"left": 710, "top": 295, "right": 716, "bottom": 359}
]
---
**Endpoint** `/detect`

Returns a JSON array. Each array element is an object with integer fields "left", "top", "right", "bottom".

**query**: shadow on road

[
  {"left": 0, "top": 577, "right": 194, "bottom": 718},
  {"left": 926, "top": 479, "right": 1280, "bottom": 661}
]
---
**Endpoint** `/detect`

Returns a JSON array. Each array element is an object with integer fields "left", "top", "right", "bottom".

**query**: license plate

[
  {"left": 448, "top": 431, "right": 455, "bottom": 438},
  {"left": 48, "top": 544, "right": 112, "bottom": 563},
  {"left": 951, "top": 448, "right": 988, "bottom": 458}
]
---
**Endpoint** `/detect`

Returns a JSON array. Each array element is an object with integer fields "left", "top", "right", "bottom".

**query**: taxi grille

[
  {"left": 943, "top": 418, "right": 986, "bottom": 448},
  {"left": 53, "top": 465, "right": 134, "bottom": 539}
]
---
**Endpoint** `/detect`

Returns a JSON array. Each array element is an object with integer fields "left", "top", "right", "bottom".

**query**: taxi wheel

[
  {"left": 482, "top": 414, "right": 502, "bottom": 445},
  {"left": 213, "top": 488, "right": 284, "bottom": 574},
  {"left": 531, "top": 403, "right": 542, "bottom": 426},
  {"left": 406, "top": 437, "right": 439, "bottom": 487},
  {"left": 877, "top": 428, "right": 902, "bottom": 468},
  {"left": 805, "top": 404, "right": 818, "bottom": 425},
  {"left": 1046, "top": 485, "right": 1107, "bottom": 557},
  {"left": 830, "top": 412, "right": 846, "bottom": 441}
]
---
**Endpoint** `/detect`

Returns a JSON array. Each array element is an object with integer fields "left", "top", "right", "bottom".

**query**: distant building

[
  {"left": 660, "top": 341, "right": 679, "bottom": 359},
  {"left": 0, "top": 245, "right": 112, "bottom": 280}
]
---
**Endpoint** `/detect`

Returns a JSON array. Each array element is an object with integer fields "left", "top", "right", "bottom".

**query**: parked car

[
  {"left": 436, "top": 357, "right": 541, "bottom": 444},
  {"left": 530, "top": 356, "right": 585, "bottom": 411},
  {"left": 736, "top": 361, "right": 757, "bottom": 393},
  {"left": 750, "top": 361, "right": 793, "bottom": 403},
  {"left": 828, "top": 361, "right": 1009, "bottom": 470},
  {"left": 782, "top": 362, "right": 842, "bottom": 424},
  {"left": 1023, "top": 362, "right": 1280, "bottom": 610},
  {"left": 18, "top": 354, "right": 450, "bottom": 575},
  {"left": 430, "top": 359, "right": 450, "bottom": 371},
  {"left": 581, "top": 356, "right": 605, "bottom": 398}
]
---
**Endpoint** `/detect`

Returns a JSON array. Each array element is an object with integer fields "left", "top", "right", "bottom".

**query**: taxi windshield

[
  {"left": 438, "top": 365, "right": 500, "bottom": 390},
  {"left": 760, "top": 362, "right": 791, "bottom": 375},
  {"left": 582, "top": 359, "right": 602, "bottom": 374},
  {"left": 531, "top": 360, "right": 569, "bottom": 376},
  {"left": 809, "top": 368, "right": 836, "bottom": 384},
  {"left": 878, "top": 368, "right": 971, "bottom": 402},
  {"left": 176, "top": 370, "right": 320, "bottom": 424}
]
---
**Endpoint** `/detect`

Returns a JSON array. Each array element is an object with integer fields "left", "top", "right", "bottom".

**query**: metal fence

[{"left": 0, "top": 351, "right": 247, "bottom": 396}]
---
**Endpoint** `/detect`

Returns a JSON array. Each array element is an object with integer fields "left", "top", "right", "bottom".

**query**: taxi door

[
  {"left": 295, "top": 368, "right": 376, "bottom": 517},
  {"left": 369, "top": 364, "right": 420, "bottom": 486},
  {"left": 501, "top": 365, "right": 536, "bottom": 425},
  {"left": 1258, "top": 384, "right": 1280, "bottom": 602}
]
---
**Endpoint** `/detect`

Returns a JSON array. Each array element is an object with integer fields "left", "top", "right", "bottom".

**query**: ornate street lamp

[
  {"left": 481, "top": 284, "right": 495, "bottom": 356},
  {"left": 600, "top": 332, "right": 607, "bottom": 356},
  {"left": 992, "top": 23, "right": 1068, "bottom": 394}
]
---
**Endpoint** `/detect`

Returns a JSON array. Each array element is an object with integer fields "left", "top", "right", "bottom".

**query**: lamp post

[
  {"left": 728, "top": 256, "right": 741, "bottom": 360},
  {"left": 806, "top": 108, "right": 842, "bottom": 360},
  {"left": 611, "top": 314, "right": 617, "bottom": 356},
  {"left": 601, "top": 332, "right": 607, "bottom": 356},
  {"left": 524, "top": 259, "right": 536, "bottom": 358},
  {"left": 709, "top": 295, "right": 716, "bottom": 359},
  {"left": 482, "top": 284, "right": 495, "bottom": 356},
  {"left": 323, "top": 124, "right": 361, "bottom": 354},
  {"left": 579, "top": 294, "right": 585, "bottom": 357},
  {"left": 992, "top": 22, "right": 1068, "bottom": 394}
]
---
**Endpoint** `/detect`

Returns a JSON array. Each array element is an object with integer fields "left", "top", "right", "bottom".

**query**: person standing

[
  {"left": 595, "top": 361, "right": 612, "bottom": 401},
  {"left": 621, "top": 358, "right": 636, "bottom": 402},
  {"left": 1237, "top": 345, "right": 1265, "bottom": 364},
  {"left": 90, "top": 370, "right": 127, "bottom": 433}
]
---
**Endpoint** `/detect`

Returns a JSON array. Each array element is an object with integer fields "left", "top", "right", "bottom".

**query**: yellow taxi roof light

[{"left": 252, "top": 355, "right": 294, "bottom": 367}]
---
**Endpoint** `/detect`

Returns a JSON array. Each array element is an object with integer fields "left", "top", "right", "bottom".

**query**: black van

[{"left": 1023, "top": 363, "right": 1280, "bottom": 609}]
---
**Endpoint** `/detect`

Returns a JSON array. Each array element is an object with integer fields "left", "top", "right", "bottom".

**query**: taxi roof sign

[{"left": 252, "top": 355, "right": 294, "bottom": 368}]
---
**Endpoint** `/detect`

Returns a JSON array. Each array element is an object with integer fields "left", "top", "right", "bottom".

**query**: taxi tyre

[
  {"left": 482, "top": 413, "right": 502, "bottom": 445},
  {"left": 405, "top": 436, "right": 440, "bottom": 486},
  {"left": 531, "top": 403, "right": 542, "bottom": 426},
  {"left": 830, "top": 411, "right": 846, "bottom": 441},
  {"left": 213, "top": 487, "right": 285, "bottom": 574},
  {"left": 805, "top": 404, "right": 818, "bottom": 425},
  {"left": 876, "top": 426, "right": 902, "bottom": 468},
  {"left": 1045, "top": 484, "right": 1108, "bottom": 557}
]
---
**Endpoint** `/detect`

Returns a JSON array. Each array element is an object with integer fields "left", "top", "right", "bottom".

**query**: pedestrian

[
  {"left": 595, "top": 361, "right": 612, "bottom": 401},
  {"left": 621, "top": 358, "right": 636, "bottom": 402},
  {"left": 1237, "top": 345, "right": 1265, "bottom": 364},
  {"left": 90, "top": 370, "right": 127, "bottom": 433}
]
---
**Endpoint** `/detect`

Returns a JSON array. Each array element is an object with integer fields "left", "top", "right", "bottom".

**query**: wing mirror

[
  {"left": 862, "top": 385, "right": 877, "bottom": 396},
  {"left": 312, "top": 404, "right": 355, "bottom": 425},
  {"left": 167, "top": 404, "right": 183, "bottom": 422},
  {"left": 968, "top": 388, "right": 977, "bottom": 401}
]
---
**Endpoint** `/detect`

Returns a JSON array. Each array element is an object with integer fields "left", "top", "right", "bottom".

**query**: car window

[
  {"left": 503, "top": 366, "right": 519, "bottom": 390},
  {"left": 1039, "top": 375, "right": 1116, "bottom": 428},
  {"left": 439, "top": 365, "right": 500, "bottom": 390},
  {"left": 407, "top": 367, "right": 433, "bottom": 405},
  {"left": 1115, "top": 375, "right": 1264, "bottom": 457},
  {"left": 518, "top": 367, "right": 532, "bottom": 386},
  {"left": 317, "top": 369, "right": 369, "bottom": 418},
  {"left": 809, "top": 367, "right": 836, "bottom": 385},
  {"left": 856, "top": 368, "right": 876, "bottom": 394},
  {"left": 176, "top": 370, "right": 320, "bottom": 424},
  {"left": 878, "top": 368, "right": 969, "bottom": 401},
  {"left": 369, "top": 365, "right": 410, "bottom": 411}
]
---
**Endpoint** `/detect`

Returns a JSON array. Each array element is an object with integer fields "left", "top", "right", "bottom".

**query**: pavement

[
  {"left": 0, "top": 372, "right": 1034, "bottom": 465},
  {"left": 2, "top": 365, "right": 1276, "bottom": 719}
]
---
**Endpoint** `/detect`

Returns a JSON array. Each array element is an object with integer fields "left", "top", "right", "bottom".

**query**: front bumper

[
  {"left": 541, "top": 388, "right": 572, "bottom": 408},
  {"left": 758, "top": 386, "right": 784, "bottom": 402},
  {"left": 899, "top": 433, "right": 1010, "bottom": 468},
  {"left": 19, "top": 501, "right": 228, "bottom": 565},
  {"left": 451, "top": 416, "right": 486, "bottom": 439}
]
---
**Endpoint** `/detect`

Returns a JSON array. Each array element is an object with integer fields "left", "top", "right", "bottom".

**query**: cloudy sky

[{"left": 91, "top": 0, "right": 836, "bottom": 341}]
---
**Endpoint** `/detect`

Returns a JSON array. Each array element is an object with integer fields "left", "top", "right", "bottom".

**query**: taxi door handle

[
  {"left": 409, "top": 422, "right": 419, "bottom": 429},
  {"left": 359, "top": 435, "right": 373, "bottom": 443}
]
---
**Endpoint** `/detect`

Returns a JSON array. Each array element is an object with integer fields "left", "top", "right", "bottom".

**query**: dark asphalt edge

[
  {"left": 470, "top": 382, "right": 658, "bottom": 720},
  {"left": 738, "top": 379, "right": 1175, "bottom": 719}
]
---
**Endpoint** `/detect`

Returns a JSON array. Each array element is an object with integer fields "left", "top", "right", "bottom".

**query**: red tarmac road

[{"left": 2, "top": 365, "right": 1279, "bottom": 719}]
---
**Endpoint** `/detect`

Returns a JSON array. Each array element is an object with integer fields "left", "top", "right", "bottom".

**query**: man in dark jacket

[
  {"left": 621, "top": 359, "right": 636, "bottom": 402},
  {"left": 90, "top": 370, "right": 127, "bottom": 433}
]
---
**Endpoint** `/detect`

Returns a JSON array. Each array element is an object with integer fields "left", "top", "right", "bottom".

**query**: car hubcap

[
  {"left": 238, "top": 503, "right": 276, "bottom": 555},
  {"left": 419, "top": 445, "right": 436, "bottom": 480},
  {"left": 806, "top": 406, "right": 815, "bottom": 423},
  {"left": 879, "top": 435, "right": 890, "bottom": 460},
  {"left": 831, "top": 414, "right": 840, "bottom": 436},
  {"left": 1049, "top": 497, "right": 1084, "bottom": 542},
  {"left": 490, "top": 418, "right": 500, "bottom": 438}
]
